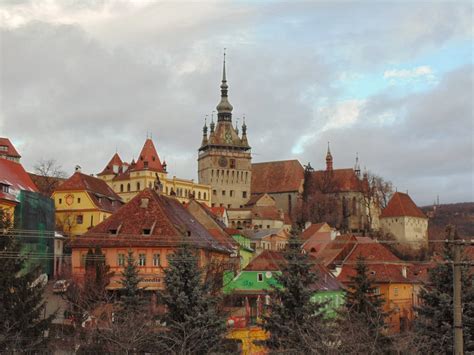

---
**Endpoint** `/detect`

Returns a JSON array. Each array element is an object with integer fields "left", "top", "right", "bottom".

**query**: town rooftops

[
  {"left": 131, "top": 138, "right": 165, "bottom": 173},
  {"left": 0, "top": 159, "right": 38, "bottom": 203},
  {"left": 55, "top": 172, "right": 123, "bottom": 213},
  {"left": 380, "top": 192, "right": 426, "bottom": 219},
  {"left": 0, "top": 137, "right": 21, "bottom": 159},
  {"left": 71, "top": 188, "right": 233, "bottom": 253},
  {"left": 301, "top": 222, "right": 331, "bottom": 241},
  {"left": 97, "top": 153, "right": 124, "bottom": 176},
  {"left": 251, "top": 160, "right": 304, "bottom": 194},
  {"left": 307, "top": 168, "right": 366, "bottom": 193}
]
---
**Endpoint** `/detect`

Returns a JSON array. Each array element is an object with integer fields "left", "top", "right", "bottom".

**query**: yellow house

[
  {"left": 97, "top": 138, "right": 212, "bottom": 205},
  {"left": 0, "top": 157, "right": 39, "bottom": 224},
  {"left": 53, "top": 171, "right": 123, "bottom": 236}
]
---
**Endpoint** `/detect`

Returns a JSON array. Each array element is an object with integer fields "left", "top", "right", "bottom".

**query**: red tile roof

[
  {"left": 302, "top": 232, "right": 333, "bottom": 255},
  {"left": 0, "top": 137, "right": 21, "bottom": 158},
  {"left": 314, "top": 234, "right": 357, "bottom": 267},
  {"left": 0, "top": 159, "right": 38, "bottom": 203},
  {"left": 71, "top": 189, "right": 232, "bottom": 253},
  {"left": 251, "top": 205, "right": 283, "bottom": 221},
  {"left": 54, "top": 172, "right": 123, "bottom": 212},
  {"left": 132, "top": 139, "right": 164, "bottom": 173},
  {"left": 380, "top": 192, "right": 426, "bottom": 219},
  {"left": 251, "top": 160, "right": 304, "bottom": 194},
  {"left": 307, "top": 168, "right": 365, "bottom": 193},
  {"left": 97, "top": 153, "right": 124, "bottom": 176},
  {"left": 301, "top": 222, "right": 330, "bottom": 241}
]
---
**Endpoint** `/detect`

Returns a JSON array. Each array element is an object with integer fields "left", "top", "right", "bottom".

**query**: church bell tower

[{"left": 198, "top": 52, "right": 251, "bottom": 209}]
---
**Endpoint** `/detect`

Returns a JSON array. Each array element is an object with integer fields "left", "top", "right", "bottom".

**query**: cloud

[{"left": 383, "top": 65, "right": 437, "bottom": 85}]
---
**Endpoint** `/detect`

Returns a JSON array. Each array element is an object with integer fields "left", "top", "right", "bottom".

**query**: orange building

[
  {"left": 69, "top": 188, "right": 234, "bottom": 290},
  {"left": 336, "top": 237, "right": 419, "bottom": 333}
]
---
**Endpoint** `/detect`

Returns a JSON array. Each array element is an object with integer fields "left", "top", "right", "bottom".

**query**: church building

[{"left": 198, "top": 54, "right": 251, "bottom": 209}]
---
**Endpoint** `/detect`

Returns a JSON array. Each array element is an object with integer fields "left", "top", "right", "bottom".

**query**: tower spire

[
  {"left": 326, "top": 142, "right": 333, "bottom": 171},
  {"left": 354, "top": 152, "right": 361, "bottom": 177},
  {"left": 216, "top": 48, "right": 233, "bottom": 122}
]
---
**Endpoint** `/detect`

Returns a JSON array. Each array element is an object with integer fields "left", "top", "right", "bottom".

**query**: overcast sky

[{"left": 0, "top": 1, "right": 472, "bottom": 206}]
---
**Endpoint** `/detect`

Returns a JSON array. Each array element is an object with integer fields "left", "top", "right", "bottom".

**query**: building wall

[
  {"left": 53, "top": 190, "right": 111, "bottom": 235},
  {"left": 379, "top": 283, "right": 415, "bottom": 333},
  {"left": 0, "top": 201, "right": 16, "bottom": 224},
  {"left": 100, "top": 170, "right": 212, "bottom": 205},
  {"left": 380, "top": 216, "right": 428, "bottom": 248},
  {"left": 198, "top": 148, "right": 252, "bottom": 209},
  {"left": 266, "top": 191, "right": 300, "bottom": 216}
]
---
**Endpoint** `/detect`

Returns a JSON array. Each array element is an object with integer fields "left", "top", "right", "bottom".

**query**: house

[
  {"left": 251, "top": 159, "right": 304, "bottom": 216},
  {"left": 53, "top": 170, "right": 124, "bottom": 235},
  {"left": 380, "top": 192, "right": 428, "bottom": 250},
  {"left": 69, "top": 188, "right": 234, "bottom": 290},
  {"left": 244, "top": 227, "right": 290, "bottom": 254},
  {"left": 209, "top": 206, "right": 229, "bottom": 227},
  {"left": 335, "top": 237, "right": 421, "bottom": 333},
  {"left": 225, "top": 228, "right": 255, "bottom": 269},
  {"left": 223, "top": 250, "right": 345, "bottom": 327},
  {"left": 301, "top": 222, "right": 338, "bottom": 255},
  {"left": 0, "top": 137, "right": 21, "bottom": 162},
  {"left": 99, "top": 138, "right": 211, "bottom": 205}
]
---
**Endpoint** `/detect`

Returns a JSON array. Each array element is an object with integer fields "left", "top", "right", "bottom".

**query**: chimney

[
  {"left": 402, "top": 265, "right": 407, "bottom": 278},
  {"left": 140, "top": 198, "right": 149, "bottom": 208}
]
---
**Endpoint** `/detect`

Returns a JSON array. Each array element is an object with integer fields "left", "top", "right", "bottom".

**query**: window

[
  {"left": 143, "top": 228, "right": 151, "bottom": 235},
  {"left": 109, "top": 228, "right": 118, "bottom": 235},
  {"left": 242, "top": 191, "right": 247, "bottom": 198},
  {"left": 0, "top": 145, "right": 7, "bottom": 151},
  {"left": 153, "top": 254, "right": 160, "bottom": 267},
  {"left": 137, "top": 182, "right": 141, "bottom": 191},
  {"left": 127, "top": 183, "right": 131, "bottom": 192},
  {"left": 228, "top": 204, "right": 231, "bottom": 208},
  {"left": 144, "top": 161, "right": 149, "bottom": 168},
  {"left": 117, "top": 253, "right": 125, "bottom": 266},
  {"left": 138, "top": 254, "right": 146, "bottom": 266},
  {"left": 198, "top": 191, "right": 201, "bottom": 199},
  {"left": 230, "top": 159, "right": 236, "bottom": 168},
  {"left": 257, "top": 273, "right": 264, "bottom": 282},
  {"left": 213, "top": 190, "right": 217, "bottom": 196},
  {"left": 204, "top": 192, "right": 207, "bottom": 200},
  {"left": 394, "top": 287, "right": 399, "bottom": 296},
  {"left": 58, "top": 198, "right": 62, "bottom": 204},
  {"left": 77, "top": 197, "right": 81, "bottom": 204},
  {"left": 76, "top": 215, "right": 83, "bottom": 224},
  {"left": 230, "top": 190, "right": 234, "bottom": 197},
  {"left": 120, "top": 184, "right": 124, "bottom": 192},
  {"left": 222, "top": 190, "right": 226, "bottom": 196}
]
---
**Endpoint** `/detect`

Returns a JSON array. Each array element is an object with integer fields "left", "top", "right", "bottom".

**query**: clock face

[
  {"left": 218, "top": 156, "right": 228, "bottom": 167},
  {"left": 224, "top": 130, "right": 232, "bottom": 144}
]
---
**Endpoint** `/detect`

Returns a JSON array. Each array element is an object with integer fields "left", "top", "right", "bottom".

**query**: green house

[
  {"left": 224, "top": 250, "right": 345, "bottom": 324},
  {"left": 225, "top": 228, "right": 255, "bottom": 269}
]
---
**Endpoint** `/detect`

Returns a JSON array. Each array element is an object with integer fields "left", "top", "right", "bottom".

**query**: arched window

[
  {"left": 127, "top": 183, "right": 131, "bottom": 192},
  {"left": 120, "top": 184, "right": 124, "bottom": 192},
  {"left": 198, "top": 191, "right": 201, "bottom": 199},
  {"left": 203, "top": 192, "right": 207, "bottom": 200},
  {"left": 137, "top": 182, "right": 141, "bottom": 191}
]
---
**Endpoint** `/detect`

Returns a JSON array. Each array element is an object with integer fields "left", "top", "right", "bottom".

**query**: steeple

[
  {"left": 216, "top": 49, "right": 233, "bottom": 122},
  {"left": 241, "top": 115, "right": 249, "bottom": 147},
  {"left": 354, "top": 152, "right": 361, "bottom": 177},
  {"left": 326, "top": 142, "right": 333, "bottom": 172},
  {"left": 201, "top": 115, "right": 208, "bottom": 147}
]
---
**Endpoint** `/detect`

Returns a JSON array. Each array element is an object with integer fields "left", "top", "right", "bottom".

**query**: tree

[
  {"left": 362, "top": 172, "right": 393, "bottom": 231},
  {"left": 159, "top": 243, "right": 227, "bottom": 354},
  {"left": 0, "top": 209, "right": 55, "bottom": 351},
  {"left": 260, "top": 230, "right": 329, "bottom": 353},
  {"left": 118, "top": 250, "right": 145, "bottom": 313},
  {"left": 33, "top": 158, "right": 67, "bottom": 196},
  {"left": 338, "top": 255, "right": 390, "bottom": 353},
  {"left": 413, "top": 226, "right": 473, "bottom": 353}
]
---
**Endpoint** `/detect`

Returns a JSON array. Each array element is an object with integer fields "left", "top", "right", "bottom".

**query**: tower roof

[
  {"left": 380, "top": 192, "right": 426, "bottom": 219},
  {"left": 132, "top": 138, "right": 165, "bottom": 173},
  {"left": 97, "top": 153, "right": 124, "bottom": 176},
  {"left": 216, "top": 51, "right": 233, "bottom": 121},
  {"left": 0, "top": 137, "right": 21, "bottom": 159}
]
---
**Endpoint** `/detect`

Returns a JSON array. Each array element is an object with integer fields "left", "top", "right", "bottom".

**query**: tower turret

[{"left": 326, "top": 142, "right": 333, "bottom": 171}]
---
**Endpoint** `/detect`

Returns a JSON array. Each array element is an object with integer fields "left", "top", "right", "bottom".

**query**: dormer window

[
  {"left": 109, "top": 229, "right": 118, "bottom": 235},
  {"left": 143, "top": 228, "right": 151, "bottom": 235},
  {"left": 144, "top": 161, "right": 149, "bottom": 168},
  {"left": 152, "top": 156, "right": 156, "bottom": 161},
  {"left": 0, "top": 145, "right": 8, "bottom": 151},
  {"left": 1, "top": 184, "right": 10, "bottom": 193},
  {"left": 187, "top": 231, "right": 191, "bottom": 237}
]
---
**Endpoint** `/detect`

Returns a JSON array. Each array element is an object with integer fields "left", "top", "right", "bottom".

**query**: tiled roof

[
  {"left": 97, "top": 153, "right": 124, "bottom": 176},
  {"left": 28, "top": 173, "right": 66, "bottom": 197},
  {"left": 132, "top": 139, "right": 164, "bottom": 173},
  {"left": 54, "top": 172, "right": 123, "bottom": 212},
  {"left": 72, "top": 189, "right": 232, "bottom": 253},
  {"left": 302, "top": 232, "right": 333, "bottom": 255},
  {"left": 206, "top": 121, "right": 249, "bottom": 149},
  {"left": 209, "top": 206, "right": 226, "bottom": 217},
  {"left": 314, "top": 234, "right": 357, "bottom": 267},
  {"left": 380, "top": 192, "right": 426, "bottom": 219},
  {"left": 0, "top": 159, "right": 38, "bottom": 203},
  {"left": 0, "top": 137, "right": 21, "bottom": 158},
  {"left": 251, "top": 160, "right": 304, "bottom": 194},
  {"left": 301, "top": 223, "right": 330, "bottom": 241},
  {"left": 244, "top": 251, "right": 344, "bottom": 291},
  {"left": 251, "top": 205, "right": 283, "bottom": 221},
  {"left": 246, "top": 228, "right": 287, "bottom": 240},
  {"left": 307, "top": 168, "right": 365, "bottom": 193}
]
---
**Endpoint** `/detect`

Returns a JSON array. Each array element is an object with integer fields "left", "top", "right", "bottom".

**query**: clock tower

[{"left": 198, "top": 53, "right": 251, "bottom": 209}]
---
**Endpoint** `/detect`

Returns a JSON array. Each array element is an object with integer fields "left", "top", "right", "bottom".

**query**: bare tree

[
  {"left": 33, "top": 159, "right": 67, "bottom": 196},
  {"left": 361, "top": 172, "right": 393, "bottom": 232}
]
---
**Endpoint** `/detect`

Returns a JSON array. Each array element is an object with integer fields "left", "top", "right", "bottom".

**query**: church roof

[
  {"left": 251, "top": 160, "right": 304, "bottom": 194},
  {"left": 72, "top": 188, "right": 232, "bottom": 253},
  {"left": 132, "top": 138, "right": 165, "bottom": 173},
  {"left": 307, "top": 168, "right": 366, "bottom": 193},
  {"left": 0, "top": 137, "right": 21, "bottom": 159},
  {"left": 380, "top": 192, "right": 426, "bottom": 219}
]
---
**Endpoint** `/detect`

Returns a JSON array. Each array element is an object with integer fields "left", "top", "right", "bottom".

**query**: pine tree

[
  {"left": 159, "top": 243, "right": 226, "bottom": 354},
  {"left": 339, "top": 255, "right": 390, "bottom": 352},
  {"left": 260, "top": 230, "right": 329, "bottom": 353},
  {"left": 0, "top": 209, "right": 54, "bottom": 351},
  {"left": 118, "top": 250, "right": 145, "bottom": 312},
  {"left": 413, "top": 227, "right": 473, "bottom": 353}
]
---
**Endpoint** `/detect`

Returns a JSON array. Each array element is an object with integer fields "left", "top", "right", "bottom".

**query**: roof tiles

[
  {"left": 251, "top": 160, "right": 304, "bottom": 194},
  {"left": 380, "top": 192, "right": 426, "bottom": 219}
]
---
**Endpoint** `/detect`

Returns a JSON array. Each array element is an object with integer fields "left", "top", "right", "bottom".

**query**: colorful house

[
  {"left": 98, "top": 138, "right": 212, "bottom": 205},
  {"left": 225, "top": 228, "right": 255, "bottom": 269},
  {"left": 224, "top": 250, "right": 345, "bottom": 326},
  {"left": 243, "top": 228, "right": 290, "bottom": 254},
  {"left": 0, "top": 137, "right": 21, "bottom": 162},
  {"left": 53, "top": 171, "right": 124, "bottom": 235},
  {"left": 69, "top": 188, "right": 234, "bottom": 290}
]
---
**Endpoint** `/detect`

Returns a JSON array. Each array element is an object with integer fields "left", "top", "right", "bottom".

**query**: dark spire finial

[
  {"left": 216, "top": 49, "right": 233, "bottom": 121},
  {"left": 222, "top": 48, "right": 227, "bottom": 82},
  {"left": 326, "top": 142, "right": 333, "bottom": 171}
]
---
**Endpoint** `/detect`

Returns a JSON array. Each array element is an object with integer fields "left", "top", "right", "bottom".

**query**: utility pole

[{"left": 452, "top": 237, "right": 463, "bottom": 355}]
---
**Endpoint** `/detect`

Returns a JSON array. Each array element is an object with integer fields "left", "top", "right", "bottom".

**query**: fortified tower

[{"left": 198, "top": 53, "right": 251, "bottom": 208}]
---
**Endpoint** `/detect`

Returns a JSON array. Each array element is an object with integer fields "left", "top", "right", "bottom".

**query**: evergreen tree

[
  {"left": 159, "top": 243, "right": 226, "bottom": 354},
  {"left": 339, "top": 255, "right": 390, "bottom": 352},
  {"left": 413, "top": 227, "right": 473, "bottom": 353},
  {"left": 260, "top": 230, "right": 329, "bottom": 353},
  {"left": 0, "top": 209, "right": 54, "bottom": 351},
  {"left": 118, "top": 250, "right": 145, "bottom": 312}
]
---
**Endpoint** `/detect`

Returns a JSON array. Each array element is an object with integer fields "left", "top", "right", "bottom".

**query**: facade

[
  {"left": 99, "top": 139, "right": 211, "bottom": 205},
  {"left": 380, "top": 192, "right": 428, "bottom": 250},
  {"left": 69, "top": 188, "right": 234, "bottom": 290},
  {"left": 243, "top": 227, "right": 290, "bottom": 255},
  {"left": 304, "top": 146, "right": 380, "bottom": 233},
  {"left": 53, "top": 171, "right": 123, "bottom": 235},
  {"left": 225, "top": 229, "right": 255, "bottom": 269},
  {"left": 0, "top": 137, "right": 21, "bottom": 162},
  {"left": 251, "top": 159, "right": 304, "bottom": 216},
  {"left": 198, "top": 55, "right": 252, "bottom": 209}
]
